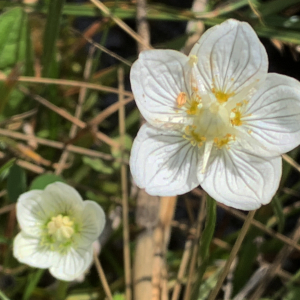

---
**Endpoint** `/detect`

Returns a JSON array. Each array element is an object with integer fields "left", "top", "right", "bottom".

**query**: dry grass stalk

[
  {"left": 0, "top": 72, "right": 133, "bottom": 97},
  {"left": 118, "top": 67, "right": 133, "bottom": 300},
  {"left": 93, "top": 250, "right": 114, "bottom": 300},
  {"left": 89, "top": 0, "right": 152, "bottom": 50},
  {"left": 0, "top": 128, "right": 116, "bottom": 162}
]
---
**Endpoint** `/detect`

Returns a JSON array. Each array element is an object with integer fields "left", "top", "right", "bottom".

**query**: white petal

[
  {"left": 198, "top": 146, "right": 282, "bottom": 210},
  {"left": 244, "top": 73, "right": 300, "bottom": 154},
  {"left": 130, "top": 123, "right": 199, "bottom": 196},
  {"left": 49, "top": 246, "right": 93, "bottom": 281},
  {"left": 43, "top": 182, "right": 84, "bottom": 216},
  {"left": 16, "top": 190, "right": 47, "bottom": 237},
  {"left": 13, "top": 232, "right": 59, "bottom": 268},
  {"left": 190, "top": 19, "right": 268, "bottom": 94},
  {"left": 76, "top": 201, "right": 106, "bottom": 246},
  {"left": 130, "top": 49, "right": 189, "bottom": 127}
]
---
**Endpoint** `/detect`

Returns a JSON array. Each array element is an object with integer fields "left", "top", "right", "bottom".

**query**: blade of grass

[
  {"left": 0, "top": 290, "right": 10, "bottom": 300},
  {"left": 271, "top": 195, "right": 285, "bottom": 233},
  {"left": 41, "top": 0, "right": 65, "bottom": 77},
  {"left": 256, "top": 0, "right": 300, "bottom": 17},
  {"left": 22, "top": 269, "right": 44, "bottom": 300}
]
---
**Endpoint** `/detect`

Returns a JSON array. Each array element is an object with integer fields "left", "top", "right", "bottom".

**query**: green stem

[{"left": 56, "top": 280, "right": 69, "bottom": 300}]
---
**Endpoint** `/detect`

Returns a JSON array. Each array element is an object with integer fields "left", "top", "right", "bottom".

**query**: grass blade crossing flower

[
  {"left": 13, "top": 182, "right": 106, "bottom": 281},
  {"left": 129, "top": 19, "right": 300, "bottom": 210}
]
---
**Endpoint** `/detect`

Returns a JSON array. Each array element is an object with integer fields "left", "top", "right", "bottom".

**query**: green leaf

[
  {"left": 83, "top": 157, "right": 113, "bottom": 175},
  {"left": 113, "top": 294, "right": 126, "bottom": 300},
  {"left": 0, "top": 7, "right": 33, "bottom": 71},
  {"left": 7, "top": 164, "right": 26, "bottom": 203},
  {"left": 271, "top": 195, "right": 285, "bottom": 233},
  {"left": 197, "top": 266, "right": 223, "bottom": 300},
  {"left": 0, "top": 158, "right": 15, "bottom": 179},
  {"left": 283, "top": 287, "right": 300, "bottom": 300},
  {"left": 29, "top": 173, "right": 64, "bottom": 190}
]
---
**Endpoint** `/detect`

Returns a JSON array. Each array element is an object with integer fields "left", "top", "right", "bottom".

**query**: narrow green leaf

[
  {"left": 29, "top": 173, "right": 64, "bottom": 190},
  {"left": 22, "top": 269, "right": 44, "bottom": 300},
  {"left": 7, "top": 164, "right": 26, "bottom": 203},
  {"left": 0, "top": 158, "right": 15, "bottom": 178},
  {"left": 0, "top": 290, "right": 10, "bottom": 300},
  {"left": 41, "top": 0, "right": 65, "bottom": 77},
  {"left": 191, "top": 196, "right": 217, "bottom": 300},
  {"left": 199, "top": 196, "right": 217, "bottom": 261},
  {"left": 256, "top": 0, "right": 300, "bottom": 17},
  {"left": 270, "top": 195, "right": 285, "bottom": 233}
]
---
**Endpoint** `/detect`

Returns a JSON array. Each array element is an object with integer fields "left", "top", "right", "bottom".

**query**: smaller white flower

[{"left": 13, "top": 182, "right": 106, "bottom": 281}]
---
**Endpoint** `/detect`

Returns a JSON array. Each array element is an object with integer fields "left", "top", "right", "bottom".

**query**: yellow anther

[
  {"left": 230, "top": 100, "right": 250, "bottom": 127},
  {"left": 214, "top": 90, "right": 235, "bottom": 104},
  {"left": 186, "top": 100, "right": 199, "bottom": 115},
  {"left": 183, "top": 126, "right": 206, "bottom": 147},
  {"left": 214, "top": 134, "right": 234, "bottom": 149},
  {"left": 176, "top": 92, "right": 187, "bottom": 108},
  {"left": 230, "top": 110, "right": 242, "bottom": 126}
]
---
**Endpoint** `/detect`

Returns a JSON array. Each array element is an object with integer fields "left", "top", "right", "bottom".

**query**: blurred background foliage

[{"left": 1, "top": 0, "right": 300, "bottom": 299}]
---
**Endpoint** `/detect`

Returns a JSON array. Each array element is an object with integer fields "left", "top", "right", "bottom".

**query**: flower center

[{"left": 47, "top": 214, "right": 74, "bottom": 241}]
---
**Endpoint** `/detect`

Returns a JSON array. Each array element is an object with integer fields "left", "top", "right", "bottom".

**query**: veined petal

[
  {"left": 75, "top": 201, "right": 106, "bottom": 246},
  {"left": 244, "top": 73, "right": 300, "bottom": 154},
  {"left": 130, "top": 123, "right": 200, "bottom": 196},
  {"left": 198, "top": 146, "right": 282, "bottom": 210},
  {"left": 17, "top": 190, "right": 47, "bottom": 237},
  {"left": 49, "top": 246, "right": 93, "bottom": 281},
  {"left": 130, "top": 49, "right": 190, "bottom": 127},
  {"left": 43, "top": 182, "right": 84, "bottom": 217},
  {"left": 13, "top": 232, "right": 60, "bottom": 268},
  {"left": 190, "top": 19, "right": 268, "bottom": 95}
]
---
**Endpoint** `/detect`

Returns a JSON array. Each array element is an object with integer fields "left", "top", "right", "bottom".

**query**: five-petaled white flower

[
  {"left": 13, "top": 182, "right": 105, "bottom": 281},
  {"left": 130, "top": 19, "right": 300, "bottom": 210}
]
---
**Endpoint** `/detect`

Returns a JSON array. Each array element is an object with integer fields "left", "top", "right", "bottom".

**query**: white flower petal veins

[{"left": 130, "top": 19, "right": 300, "bottom": 210}]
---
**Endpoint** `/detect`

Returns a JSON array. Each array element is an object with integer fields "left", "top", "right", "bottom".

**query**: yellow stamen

[
  {"left": 186, "top": 100, "right": 199, "bottom": 115},
  {"left": 47, "top": 214, "right": 74, "bottom": 241},
  {"left": 214, "top": 134, "right": 234, "bottom": 149},
  {"left": 183, "top": 126, "right": 206, "bottom": 147},
  {"left": 230, "top": 100, "right": 251, "bottom": 127},
  {"left": 214, "top": 90, "right": 235, "bottom": 104}
]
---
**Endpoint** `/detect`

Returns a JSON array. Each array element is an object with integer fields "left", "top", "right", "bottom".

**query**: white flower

[
  {"left": 129, "top": 19, "right": 300, "bottom": 210},
  {"left": 13, "top": 182, "right": 106, "bottom": 281}
]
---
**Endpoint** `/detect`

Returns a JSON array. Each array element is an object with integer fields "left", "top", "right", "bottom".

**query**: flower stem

[
  {"left": 56, "top": 280, "right": 69, "bottom": 300},
  {"left": 93, "top": 251, "right": 113, "bottom": 300},
  {"left": 207, "top": 209, "right": 256, "bottom": 300}
]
